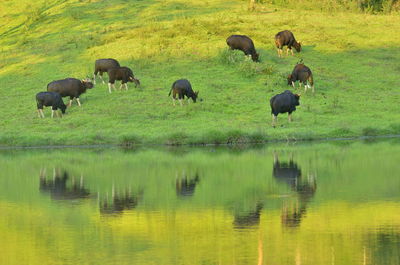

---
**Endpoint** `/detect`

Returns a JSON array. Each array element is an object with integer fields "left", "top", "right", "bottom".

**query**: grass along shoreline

[{"left": 1, "top": 0, "right": 400, "bottom": 147}]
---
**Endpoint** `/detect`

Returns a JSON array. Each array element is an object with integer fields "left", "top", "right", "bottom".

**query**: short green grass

[{"left": 0, "top": 0, "right": 400, "bottom": 146}]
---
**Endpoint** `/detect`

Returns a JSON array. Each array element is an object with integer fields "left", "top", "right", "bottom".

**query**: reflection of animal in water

[
  {"left": 176, "top": 173, "right": 200, "bottom": 197},
  {"left": 39, "top": 168, "right": 90, "bottom": 200},
  {"left": 273, "top": 153, "right": 317, "bottom": 228},
  {"left": 233, "top": 202, "right": 263, "bottom": 229},
  {"left": 100, "top": 190, "right": 140, "bottom": 215}
]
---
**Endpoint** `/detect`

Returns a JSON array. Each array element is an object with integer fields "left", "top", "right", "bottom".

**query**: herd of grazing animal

[{"left": 35, "top": 29, "right": 312, "bottom": 127}]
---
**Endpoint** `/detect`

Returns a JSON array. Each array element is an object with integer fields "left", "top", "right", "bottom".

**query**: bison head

[
  {"left": 287, "top": 74, "right": 294, "bottom": 85},
  {"left": 82, "top": 79, "right": 94, "bottom": 89},
  {"left": 294, "top": 94, "right": 300, "bottom": 106},
  {"left": 129, "top": 76, "right": 141, "bottom": 87},
  {"left": 252, "top": 53, "right": 260, "bottom": 62},
  {"left": 294, "top": 42, "right": 301, "bottom": 52},
  {"left": 191, "top": 91, "right": 199, "bottom": 103},
  {"left": 60, "top": 103, "right": 67, "bottom": 114}
]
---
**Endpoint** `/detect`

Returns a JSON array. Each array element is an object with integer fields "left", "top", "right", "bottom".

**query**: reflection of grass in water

[{"left": 1, "top": 0, "right": 400, "bottom": 146}]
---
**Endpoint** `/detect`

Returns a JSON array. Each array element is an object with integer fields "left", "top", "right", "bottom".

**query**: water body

[{"left": 0, "top": 139, "right": 399, "bottom": 265}]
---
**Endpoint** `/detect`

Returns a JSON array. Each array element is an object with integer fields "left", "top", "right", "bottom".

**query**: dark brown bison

[
  {"left": 226, "top": 35, "right": 259, "bottom": 62},
  {"left": 270, "top": 90, "right": 300, "bottom": 127},
  {"left": 93, "top": 58, "right": 120, "bottom": 84},
  {"left": 168, "top": 79, "right": 199, "bottom": 106},
  {"left": 288, "top": 62, "right": 314, "bottom": 93},
  {"left": 107, "top": 67, "right": 140, "bottom": 93},
  {"left": 47, "top": 78, "right": 94, "bottom": 107},
  {"left": 275, "top": 30, "right": 301, "bottom": 57}
]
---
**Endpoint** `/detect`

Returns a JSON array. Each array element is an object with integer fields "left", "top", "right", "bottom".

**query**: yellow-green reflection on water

[{"left": 0, "top": 139, "right": 399, "bottom": 265}]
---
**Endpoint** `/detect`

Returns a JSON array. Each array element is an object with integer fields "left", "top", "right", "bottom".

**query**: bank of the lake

[{"left": 1, "top": 0, "right": 400, "bottom": 147}]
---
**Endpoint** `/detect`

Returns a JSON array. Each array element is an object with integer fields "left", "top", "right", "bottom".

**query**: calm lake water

[{"left": 0, "top": 139, "right": 399, "bottom": 265}]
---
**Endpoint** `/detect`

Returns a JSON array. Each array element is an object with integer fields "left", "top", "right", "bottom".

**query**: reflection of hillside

[
  {"left": 273, "top": 153, "right": 317, "bottom": 228},
  {"left": 176, "top": 173, "right": 200, "bottom": 198},
  {"left": 100, "top": 190, "right": 140, "bottom": 215},
  {"left": 39, "top": 168, "right": 90, "bottom": 200},
  {"left": 233, "top": 203, "right": 263, "bottom": 229}
]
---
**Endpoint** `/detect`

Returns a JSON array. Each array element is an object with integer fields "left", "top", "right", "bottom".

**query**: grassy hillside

[{"left": 0, "top": 0, "right": 400, "bottom": 146}]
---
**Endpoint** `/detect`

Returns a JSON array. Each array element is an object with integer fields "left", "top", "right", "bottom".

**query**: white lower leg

[
  {"left": 272, "top": 115, "right": 277, "bottom": 126},
  {"left": 179, "top": 99, "right": 183, "bottom": 106},
  {"left": 125, "top": 83, "right": 128, "bottom": 90},
  {"left": 37, "top": 109, "right": 41, "bottom": 118},
  {"left": 76, "top": 98, "right": 81, "bottom": 106},
  {"left": 119, "top": 84, "right": 123, "bottom": 90},
  {"left": 51, "top": 110, "right": 55, "bottom": 118},
  {"left": 292, "top": 81, "right": 295, "bottom": 88},
  {"left": 108, "top": 83, "right": 112, "bottom": 93},
  {"left": 173, "top": 98, "right": 176, "bottom": 106},
  {"left": 100, "top": 76, "right": 105, "bottom": 84},
  {"left": 40, "top": 109, "right": 44, "bottom": 118},
  {"left": 288, "top": 113, "right": 292, "bottom": 122},
  {"left": 93, "top": 74, "right": 96, "bottom": 85}
]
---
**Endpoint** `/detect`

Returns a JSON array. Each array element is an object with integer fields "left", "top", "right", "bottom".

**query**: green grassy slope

[{"left": 0, "top": 0, "right": 399, "bottom": 146}]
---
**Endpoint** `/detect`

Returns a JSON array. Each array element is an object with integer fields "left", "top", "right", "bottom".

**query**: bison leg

[
  {"left": 76, "top": 98, "right": 81, "bottom": 107},
  {"left": 99, "top": 73, "right": 106, "bottom": 84},
  {"left": 51, "top": 109, "right": 55, "bottom": 118},
  {"left": 286, "top": 47, "right": 289, "bottom": 56},
  {"left": 272, "top": 114, "right": 277, "bottom": 127},
  {"left": 288, "top": 113, "right": 292, "bottom": 122},
  {"left": 124, "top": 83, "right": 128, "bottom": 91},
  {"left": 40, "top": 109, "right": 45, "bottom": 118},
  {"left": 291, "top": 49, "right": 294, "bottom": 56},
  {"left": 119, "top": 83, "right": 123, "bottom": 90},
  {"left": 37, "top": 109, "right": 41, "bottom": 118},
  {"left": 108, "top": 83, "right": 113, "bottom": 93},
  {"left": 299, "top": 82, "right": 302, "bottom": 89},
  {"left": 93, "top": 73, "right": 97, "bottom": 85},
  {"left": 292, "top": 81, "right": 295, "bottom": 88}
]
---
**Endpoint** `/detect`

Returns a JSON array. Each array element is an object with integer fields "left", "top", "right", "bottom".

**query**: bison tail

[{"left": 168, "top": 88, "right": 172, "bottom": 97}]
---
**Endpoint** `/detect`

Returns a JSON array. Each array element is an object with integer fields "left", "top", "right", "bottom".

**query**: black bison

[
  {"left": 275, "top": 30, "right": 301, "bottom": 57},
  {"left": 226, "top": 35, "right": 259, "bottom": 62},
  {"left": 270, "top": 90, "right": 300, "bottom": 127},
  {"left": 288, "top": 62, "right": 314, "bottom": 93},
  {"left": 47, "top": 78, "right": 94, "bottom": 107},
  {"left": 107, "top": 67, "right": 140, "bottom": 93},
  {"left": 93, "top": 58, "right": 120, "bottom": 84},
  {"left": 168, "top": 79, "right": 199, "bottom": 106},
  {"left": 36, "top": 92, "right": 66, "bottom": 118}
]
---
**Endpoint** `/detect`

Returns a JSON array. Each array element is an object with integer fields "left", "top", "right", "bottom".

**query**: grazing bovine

[
  {"left": 47, "top": 78, "right": 94, "bottom": 107},
  {"left": 275, "top": 30, "right": 301, "bottom": 57},
  {"left": 168, "top": 79, "right": 199, "bottom": 106},
  {"left": 36, "top": 92, "right": 66, "bottom": 118},
  {"left": 270, "top": 90, "right": 300, "bottom": 127},
  {"left": 226, "top": 35, "right": 259, "bottom": 62},
  {"left": 288, "top": 62, "right": 314, "bottom": 93},
  {"left": 93, "top": 58, "right": 120, "bottom": 84},
  {"left": 107, "top": 67, "right": 140, "bottom": 93}
]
